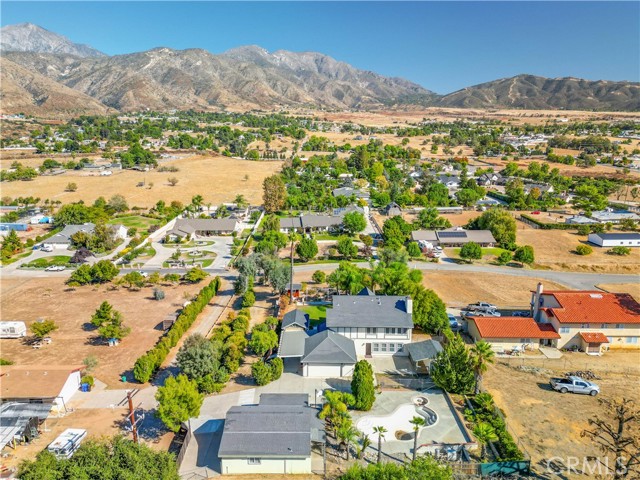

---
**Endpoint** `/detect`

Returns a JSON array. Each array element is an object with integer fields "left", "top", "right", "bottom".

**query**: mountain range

[{"left": 1, "top": 23, "right": 638, "bottom": 116}]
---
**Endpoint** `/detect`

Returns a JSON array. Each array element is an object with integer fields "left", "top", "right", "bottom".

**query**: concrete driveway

[{"left": 367, "top": 356, "right": 415, "bottom": 375}]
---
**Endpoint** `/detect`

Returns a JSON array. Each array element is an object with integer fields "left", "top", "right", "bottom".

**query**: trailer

[
  {"left": 47, "top": 428, "right": 87, "bottom": 459},
  {"left": 0, "top": 321, "right": 27, "bottom": 338}
]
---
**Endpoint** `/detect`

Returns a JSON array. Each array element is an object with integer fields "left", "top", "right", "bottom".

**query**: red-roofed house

[
  {"left": 531, "top": 283, "right": 640, "bottom": 354},
  {"left": 467, "top": 316, "right": 561, "bottom": 352}
]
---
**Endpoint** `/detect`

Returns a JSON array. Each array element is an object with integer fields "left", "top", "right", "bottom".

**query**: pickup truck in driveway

[{"left": 550, "top": 376, "right": 600, "bottom": 396}]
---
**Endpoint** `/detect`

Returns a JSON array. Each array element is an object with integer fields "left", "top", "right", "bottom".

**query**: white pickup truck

[{"left": 550, "top": 376, "right": 600, "bottom": 396}]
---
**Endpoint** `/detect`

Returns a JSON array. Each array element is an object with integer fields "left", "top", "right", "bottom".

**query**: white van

[{"left": 47, "top": 429, "right": 87, "bottom": 459}]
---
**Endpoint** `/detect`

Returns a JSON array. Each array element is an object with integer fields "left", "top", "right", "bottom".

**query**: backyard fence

[{"left": 496, "top": 355, "right": 640, "bottom": 377}]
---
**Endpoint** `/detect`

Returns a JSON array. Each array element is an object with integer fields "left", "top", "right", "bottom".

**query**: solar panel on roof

[{"left": 438, "top": 231, "right": 467, "bottom": 238}]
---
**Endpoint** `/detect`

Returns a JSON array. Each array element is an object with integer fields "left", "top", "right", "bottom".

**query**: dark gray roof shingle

[
  {"left": 326, "top": 295, "right": 413, "bottom": 328},
  {"left": 301, "top": 330, "right": 356, "bottom": 365},
  {"left": 405, "top": 340, "right": 443, "bottom": 362}
]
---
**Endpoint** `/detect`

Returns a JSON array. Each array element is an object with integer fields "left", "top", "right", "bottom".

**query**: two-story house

[
  {"left": 277, "top": 288, "right": 414, "bottom": 377},
  {"left": 532, "top": 283, "right": 640, "bottom": 354}
]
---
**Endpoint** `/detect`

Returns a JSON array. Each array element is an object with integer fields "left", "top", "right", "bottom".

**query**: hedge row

[
  {"left": 133, "top": 276, "right": 221, "bottom": 383},
  {"left": 519, "top": 214, "right": 576, "bottom": 230}
]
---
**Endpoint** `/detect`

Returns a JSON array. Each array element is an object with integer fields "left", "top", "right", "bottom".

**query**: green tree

[
  {"left": 460, "top": 242, "right": 482, "bottom": 262},
  {"left": 68, "top": 264, "right": 93, "bottom": 285},
  {"left": 497, "top": 251, "right": 512, "bottom": 265},
  {"left": 327, "top": 262, "right": 365, "bottom": 294},
  {"left": 382, "top": 216, "right": 413, "bottom": 248},
  {"left": 416, "top": 207, "right": 452, "bottom": 229},
  {"left": 296, "top": 237, "right": 318, "bottom": 262},
  {"left": 312, "top": 270, "right": 326, "bottom": 284},
  {"left": 412, "top": 286, "right": 449, "bottom": 334},
  {"left": 608, "top": 246, "right": 631, "bottom": 256},
  {"left": 1, "top": 230, "right": 23, "bottom": 258},
  {"left": 473, "top": 423, "right": 498, "bottom": 460},
  {"left": 409, "top": 416, "right": 426, "bottom": 462},
  {"left": 66, "top": 182, "right": 78, "bottom": 192},
  {"left": 122, "top": 271, "right": 145, "bottom": 289},
  {"left": 30, "top": 319, "right": 58, "bottom": 338},
  {"left": 242, "top": 290, "right": 256, "bottom": 307},
  {"left": 351, "top": 360, "right": 376, "bottom": 411},
  {"left": 251, "top": 360, "right": 272, "bottom": 386},
  {"left": 342, "top": 211, "right": 367, "bottom": 235},
  {"left": 407, "top": 242, "right": 421, "bottom": 258},
  {"left": 262, "top": 175, "right": 287, "bottom": 213},
  {"left": 337, "top": 236, "right": 358, "bottom": 259},
  {"left": 155, "top": 374, "right": 203, "bottom": 432},
  {"left": 319, "top": 390, "right": 355, "bottom": 436},
  {"left": 183, "top": 267, "right": 209, "bottom": 283},
  {"left": 249, "top": 329, "right": 278, "bottom": 357},
  {"left": 176, "top": 334, "right": 220, "bottom": 381},
  {"left": 90, "top": 260, "right": 119, "bottom": 283},
  {"left": 430, "top": 334, "right": 475, "bottom": 394},
  {"left": 513, "top": 245, "right": 535, "bottom": 265},
  {"left": 261, "top": 214, "right": 280, "bottom": 232},
  {"left": 18, "top": 436, "right": 180, "bottom": 480},
  {"left": 337, "top": 424, "right": 359, "bottom": 461},
  {"left": 373, "top": 426, "right": 387, "bottom": 464},
  {"left": 107, "top": 194, "right": 129, "bottom": 213},
  {"left": 91, "top": 301, "right": 116, "bottom": 327},
  {"left": 470, "top": 340, "right": 495, "bottom": 394},
  {"left": 577, "top": 225, "right": 591, "bottom": 236},
  {"left": 572, "top": 184, "right": 608, "bottom": 212},
  {"left": 468, "top": 209, "right": 516, "bottom": 246}
]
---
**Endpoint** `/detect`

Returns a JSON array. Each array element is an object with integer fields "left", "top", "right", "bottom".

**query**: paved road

[{"left": 293, "top": 260, "right": 637, "bottom": 290}]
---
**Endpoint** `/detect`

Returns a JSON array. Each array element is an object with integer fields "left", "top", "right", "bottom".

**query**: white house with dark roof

[
  {"left": 217, "top": 393, "right": 325, "bottom": 474},
  {"left": 166, "top": 218, "right": 238, "bottom": 240},
  {"left": 300, "top": 330, "right": 357, "bottom": 377},
  {"left": 411, "top": 228, "right": 496, "bottom": 247},
  {"left": 588, "top": 232, "right": 640, "bottom": 247},
  {"left": 42, "top": 223, "right": 95, "bottom": 249}
]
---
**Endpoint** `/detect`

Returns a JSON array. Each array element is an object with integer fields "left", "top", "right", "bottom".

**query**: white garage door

[{"left": 305, "top": 364, "right": 343, "bottom": 377}]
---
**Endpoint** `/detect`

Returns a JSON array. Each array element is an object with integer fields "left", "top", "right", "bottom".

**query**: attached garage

[{"left": 300, "top": 330, "right": 356, "bottom": 378}]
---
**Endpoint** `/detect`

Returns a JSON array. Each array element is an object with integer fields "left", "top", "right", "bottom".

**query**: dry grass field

[
  {"left": 516, "top": 224, "right": 640, "bottom": 273},
  {"left": 597, "top": 283, "right": 640, "bottom": 301},
  {"left": 0, "top": 154, "right": 281, "bottom": 208},
  {"left": 484, "top": 356, "right": 640, "bottom": 477},
  {"left": 0, "top": 277, "right": 203, "bottom": 388}
]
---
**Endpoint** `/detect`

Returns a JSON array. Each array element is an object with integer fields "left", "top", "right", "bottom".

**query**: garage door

[{"left": 305, "top": 364, "right": 343, "bottom": 377}]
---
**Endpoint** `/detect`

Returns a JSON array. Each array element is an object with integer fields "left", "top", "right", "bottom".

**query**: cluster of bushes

[
  {"left": 133, "top": 277, "right": 221, "bottom": 383},
  {"left": 24, "top": 257, "right": 70, "bottom": 268},
  {"left": 464, "top": 393, "right": 524, "bottom": 461},
  {"left": 68, "top": 260, "right": 119, "bottom": 286},
  {"left": 608, "top": 246, "right": 631, "bottom": 256},
  {"left": 339, "top": 456, "right": 452, "bottom": 480},
  {"left": 209, "top": 309, "right": 251, "bottom": 382},
  {"left": 249, "top": 316, "right": 281, "bottom": 386},
  {"left": 242, "top": 277, "right": 256, "bottom": 308},
  {"left": 575, "top": 244, "right": 593, "bottom": 256}
]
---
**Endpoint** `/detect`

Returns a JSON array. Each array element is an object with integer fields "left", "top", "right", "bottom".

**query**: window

[
  {"left": 626, "top": 337, "right": 638, "bottom": 344},
  {"left": 601, "top": 324, "right": 607, "bottom": 329},
  {"left": 616, "top": 324, "right": 624, "bottom": 329},
  {"left": 373, "top": 343, "right": 379, "bottom": 352},
  {"left": 366, "top": 327, "right": 376, "bottom": 335},
  {"left": 580, "top": 324, "right": 590, "bottom": 329},
  {"left": 559, "top": 327, "right": 570, "bottom": 334},
  {"left": 396, "top": 344, "right": 403, "bottom": 353},
  {"left": 381, "top": 343, "right": 387, "bottom": 352},
  {"left": 247, "top": 458, "right": 261, "bottom": 465}
]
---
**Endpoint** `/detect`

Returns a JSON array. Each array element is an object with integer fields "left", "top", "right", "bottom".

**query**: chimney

[
  {"left": 406, "top": 297, "right": 413, "bottom": 314},
  {"left": 532, "top": 282, "right": 544, "bottom": 320}
]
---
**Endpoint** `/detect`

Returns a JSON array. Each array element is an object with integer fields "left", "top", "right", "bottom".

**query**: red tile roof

[
  {"left": 543, "top": 292, "right": 640, "bottom": 324},
  {"left": 469, "top": 317, "right": 561, "bottom": 339},
  {"left": 579, "top": 332, "right": 610, "bottom": 344}
]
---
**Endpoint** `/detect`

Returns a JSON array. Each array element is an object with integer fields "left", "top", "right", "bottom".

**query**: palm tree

[
  {"left": 337, "top": 425, "right": 359, "bottom": 461},
  {"left": 470, "top": 340, "right": 495, "bottom": 394},
  {"left": 356, "top": 433, "right": 371, "bottom": 460},
  {"left": 473, "top": 422, "right": 498, "bottom": 460},
  {"left": 373, "top": 425, "right": 387, "bottom": 464},
  {"left": 409, "top": 416, "right": 426, "bottom": 462}
]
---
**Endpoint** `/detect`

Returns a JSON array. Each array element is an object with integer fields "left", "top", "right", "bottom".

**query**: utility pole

[{"left": 126, "top": 390, "right": 140, "bottom": 444}]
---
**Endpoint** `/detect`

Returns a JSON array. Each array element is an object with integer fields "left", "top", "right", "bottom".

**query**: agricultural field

[
  {"left": 516, "top": 224, "right": 640, "bottom": 273},
  {"left": 0, "top": 154, "right": 281, "bottom": 208},
  {"left": 0, "top": 276, "right": 203, "bottom": 388}
]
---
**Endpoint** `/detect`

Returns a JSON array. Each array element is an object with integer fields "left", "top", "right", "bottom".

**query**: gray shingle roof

[
  {"left": 405, "top": 340, "right": 443, "bottom": 362},
  {"left": 411, "top": 229, "right": 495, "bottom": 245},
  {"left": 280, "top": 215, "right": 343, "bottom": 229},
  {"left": 259, "top": 393, "right": 308, "bottom": 406},
  {"left": 591, "top": 232, "right": 640, "bottom": 241},
  {"left": 301, "top": 331, "right": 357, "bottom": 365},
  {"left": 278, "top": 330, "right": 309, "bottom": 358},
  {"left": 282, "top": 310, "right": 309, "bottom": 330},
  {"left": 46, "top": 223, "right": 95, "bottom": 244},
  {"left": 326, "top": 295, "right": 413, "bottom": 329},
  {"left": 170, "top": 218, "right": 237, "bottom": 236},
  {"left": 217, "top": 395, "right": 324, "bottom": 458}
]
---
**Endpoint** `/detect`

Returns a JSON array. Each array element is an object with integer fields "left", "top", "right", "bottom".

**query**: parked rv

[
  {"left": 47, "top": 428, "right": 87, "bottom": 459},
  {"left": 0, "top": 321, "right": 27, "bottom": 338}
]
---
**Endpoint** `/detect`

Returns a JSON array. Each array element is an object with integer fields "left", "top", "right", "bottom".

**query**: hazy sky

[{"left": 2, "top": 1, "right": 639, "bottom": 93}]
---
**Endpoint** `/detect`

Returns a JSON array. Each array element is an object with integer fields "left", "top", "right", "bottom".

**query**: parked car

[
  {"left": 448, "top": 314, "right": 461, "bottom": 331},
  {"left": 550, "top": 376, "right": 600, "bottom": 396},
  {"left": 466, "top": 301, "right": 497, "bottom": 312},
  {"left": 513, "top": 310, "right": 531, "bottom": 317},
  {"left": 137, "top": 270, "right": 149, "bottom": 278},
  {"left": 531, "top": 211, "right": 541, "bottom": 215},
  {"left": 40, "top": 245, "right": 54, "bottom": 253}
]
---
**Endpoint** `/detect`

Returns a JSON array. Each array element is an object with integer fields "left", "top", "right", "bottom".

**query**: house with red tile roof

[
  {"left": 467, "top": 316, "right": 561, "bottom": 353},
  {"left": 531, "top": 283, "right": 640, "bottom": 354}
]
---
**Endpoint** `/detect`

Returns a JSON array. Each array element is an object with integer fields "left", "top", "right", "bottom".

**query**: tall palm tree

[
  {"left": 470, "top": 340, "right": 495, "bottom": 394},
  {"left": 409, "top": 416, "right": 426, "bottom": 462},
  {"left": 373, "top": 425, "right": 387, "bottom": 464},
  {"left": 473, "top": 422, "right": 498, "bottom": 460},
  {"left": 337, "top": 425, "right": 359, "bottom": 461}
]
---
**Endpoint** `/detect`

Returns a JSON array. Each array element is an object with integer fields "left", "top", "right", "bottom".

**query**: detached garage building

[
  {"left": 0, "top": 366, "right": 82, "bottom": 411},
  {"left": 588, "top": 232, "right": 640, "bottom": 248}
]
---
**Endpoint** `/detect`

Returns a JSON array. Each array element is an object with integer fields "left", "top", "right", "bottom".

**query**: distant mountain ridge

[{"left": 1, "top": 23, "right": 638, "bottom": 115}]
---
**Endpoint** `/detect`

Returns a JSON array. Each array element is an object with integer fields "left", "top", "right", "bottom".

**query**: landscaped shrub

[
  {"left": 153, "top": 288, "right": 165, "bottom": 300},
  {"left": 575, "top": 244, "right": 593, "bottom": 255},
  {"left": 608, "top": 246, "right": 631, "bottom": 256},
  {"left": 80, "top": 375, "right": 94, "bottom": 388},
  {"left": 133, "top": 277, "right": 221, "bottom": 383},
  {"left": 270, "top": 357, "right": 283, "bottom": 381},
  {"left": 242, "top": 290, "right": 255, "bottom": 307}
]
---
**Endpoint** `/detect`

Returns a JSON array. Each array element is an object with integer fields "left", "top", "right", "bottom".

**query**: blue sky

[{"left": 2, "top": 1, "right": 638, "bottom": 93}]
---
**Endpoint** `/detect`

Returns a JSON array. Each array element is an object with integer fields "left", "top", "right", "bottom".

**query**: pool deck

[{"left": 352, "top": 389, "right": 469, "bottom": 460}]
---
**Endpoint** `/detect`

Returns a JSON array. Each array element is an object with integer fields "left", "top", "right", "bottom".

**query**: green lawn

[
  {"left": 108, "top": 215, "right": 162, "bottom": 230},
  {"left": 23, "top": 255, "right": 71, "bottom": 268},
  {"left": 302, "top": 305, "right": 330, "bottom": 326},
  {"left": 449, "top": 247, "right": 507, "bottom": 258}
]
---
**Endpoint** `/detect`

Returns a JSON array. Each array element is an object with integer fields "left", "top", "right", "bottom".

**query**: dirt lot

[
  {"left": 422, "top": 271, "right": 567, "bottom": 308},
  {"left": 516, "top": 223, "right": 640, "bottom": 273},
  {"left": 0, "top": 154, "right": 281, "bottom": 208},
  {"left": 0, "top": 277, "right": 202, "bottom": 388},
  {"left": 484, "top": 353, "right": 640, "bottom": 477},
  {"left": 597, "top": 283, "right": 640, "bottom": 301}
]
